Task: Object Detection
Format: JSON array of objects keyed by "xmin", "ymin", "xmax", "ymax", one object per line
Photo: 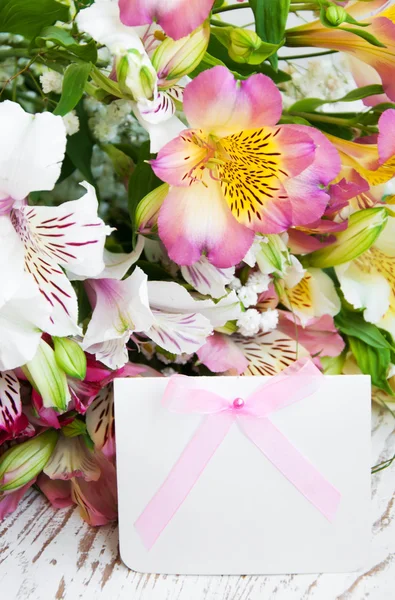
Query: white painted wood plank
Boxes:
[{"xmin": 1, "ymin": 406, "xmax": 394, "ymax": 600}]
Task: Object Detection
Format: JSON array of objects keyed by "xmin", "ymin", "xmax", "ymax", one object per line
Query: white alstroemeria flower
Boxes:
[
  {"xmin": 336, "ymin": 215, "xmax": 395, "ymax": 336},
  {"xmin": 76, "ymin": 0, "xmax": 185, "ymax": 152},
  {"xmin": 0, "ymin": 100, "xmax": 66, "ymax": 214},
  {"xmin": 82, "ymin": 267, "xmax": 154, "ymax": 368},
  {"xmin": 281, "ymin": 268, "xmax": 341, "ymax": 327},
  {"xmin": 82, "ymin": 266, "xmax": 242, "ymax": 368},
  {"xmin": 181, "ymin": 256, "xmax": 235, "ymax": 298}
]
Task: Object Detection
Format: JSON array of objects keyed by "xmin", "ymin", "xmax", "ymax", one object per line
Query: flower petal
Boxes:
[
  {"xmin": 217, "ymin": 125, "xmax": 316, "ymax": 232},
  {"xmin": 151, "ymin": 129, "xmax": 212, "ymax": 187},
  {"xmin": 147, "ymin": 310, "xmax": 212, "ymax": 354},
  {"xmin": 0, "ymin": 274, "xmax": 51, "ymax": 371},
  {"xmin": 197, "ymin": 332, "xmax": 248, "ymax": 374},
  {"xmin": 0, "ymin": 215, "xmax": 25, "ymax": 305},
  {"xmin": 181, "ymin": 256, "xmax": 235, "ymax": 298},
  {"xmin": 278, "ymin": 312, "xmax": 345, "ymax": 358},
  {"xmin": 134, "ymin": 109, "xmax": 186, "ymax": 153},
  {"xmin": 77, "ymin": 0, "xmax": 146, "ymax": 54},
  {"xmin": 0, "ymin": 481, "xmax": 36, "ymax": 520},
  {"xmin": 36, "ymin": 474, "xmax": 73, "ymax": 509},
  {"xmin": 283, "ymin": 126, "xmax": 341, "ymax": 226},
  {"xmin": 336, "ymin": 260, "xmax": 391, "ymax": 323},
  {"xmin": 0, "ymin": 101, "xmax": 66, "ymax": 202},
  {"xmin": 119, "ymin": 0, "xmax": 214, "ymax": 40},
  {"xmin": 235, "ymin": 330, "xmax": 310, "ymax": 376},
  {"xmin": 183, "ymin": 66, "xmax": 283, "ymax": 136},
  {"xmin": 378, "ymin": 109, "xmax": 395, "ymax": 164},
  {"xmin": 86, "ymin": 384, "xmax": 115, "ymax": 460},
  {"xmin": 0, "ymin": 371, "xmax": 28, "ymax": 437},
  {"xmin": 281, "ymin": 268, "xmax": 341, "ymax": 326},
  {"xmin": 43, "ymin": 434, "xmax": 101, "ymax": 481},
  {"xmin": 158, "ymin": 174, "xmax": 254, "ymax": 267}
]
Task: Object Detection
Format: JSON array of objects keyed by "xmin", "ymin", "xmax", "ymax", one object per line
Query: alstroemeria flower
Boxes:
[
  {"xmin": 0, "ymin": 371, "xmax": 27, "ymax": 441},
  {"xmin": 335, "ymin": 214, "xmax": 395, "ymax": 336},
  {"xmin": 77, "ymin": 0, "xmax": 188, "ymax": 152},
  {"xmin": 38, "ymin": 447, "xmax": 118, "ymax": 525},
  {"xmin": 118, "ymin": 0, "xmax": 214, "ymax": 40},
  {"xmin": 286, "ymin": 0, "xmax": 395, "ymax": 101},
  {"xmin": 197, "ymin": 329, "xmax": 310, "ymax": 376},
  {"xmin": 82, "ymin": 265, "xmax": 241, "ymax": 368},
  {"xmin": 152, "ymin": 66, "xmax": 340, "ymax": 267}
]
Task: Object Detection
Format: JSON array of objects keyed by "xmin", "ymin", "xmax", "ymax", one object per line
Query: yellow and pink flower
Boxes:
[{"xmin": 151, "ymin": 66, "xmax": 340, "ymax": 268}]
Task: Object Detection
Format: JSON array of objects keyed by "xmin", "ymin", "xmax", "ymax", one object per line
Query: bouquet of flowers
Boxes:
[{"xmin": 1, "ymin": 0, "xmax": 395, "ymax": 525}]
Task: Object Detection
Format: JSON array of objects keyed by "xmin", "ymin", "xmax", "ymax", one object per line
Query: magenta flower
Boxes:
[{"xmin": 151, "ymin": 67, "xmax": 340, "ymax": 268}]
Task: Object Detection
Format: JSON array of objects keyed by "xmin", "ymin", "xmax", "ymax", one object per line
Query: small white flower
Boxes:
[
  {"xmin": 237, "ymin": 286, "xmax": 258, "ymax": 308},
  {"xmin": 260, "ymin": 309, "xmax": 279, "ymax": 334},
  {"xmin": 157, "ymin": 352, "xmax": 173, "ymax": 365},
  {"xmin": 40, "ymin": 70, "xmax": 63, "ymax": 94},
  {"xmin": 174, "ymin": 353, "xmax": 193, "ymax": 365},
  {"xmin": 63, "ymin": 111, "xmax": 80, "ymax": 136},
  {"xmin": 161, "ymin": 367, "xmax": 177, "ymax": 377},
  {"xmin": 237, "ymin": 309, "xmax": 261, "ymax": 337},
  {"xmin": 229, "ymin": 277, "xmax": 242, "ymax": 291},
  {"xmin": 246, "ymin": 271, "xmax": 271, "ymax": 294}
]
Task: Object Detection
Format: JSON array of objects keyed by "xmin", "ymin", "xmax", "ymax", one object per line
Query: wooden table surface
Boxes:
[{"xmin": 1, "ymin": 405, "xmax": 395, "ymax": 600}]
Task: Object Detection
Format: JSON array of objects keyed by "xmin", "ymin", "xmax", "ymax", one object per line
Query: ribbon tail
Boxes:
[
  {"xmin": 239, "ymin": 416, "xmax": 341, "ymax": 522},
  {"xmin": 134, "ymin": 411, "xmax": 235, "ymax": 550}
]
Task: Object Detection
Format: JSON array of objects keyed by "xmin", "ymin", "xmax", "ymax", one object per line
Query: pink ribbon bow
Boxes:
[{"xmin": 135, "ymin": 359, "xmax": 341, "ymax": 550}]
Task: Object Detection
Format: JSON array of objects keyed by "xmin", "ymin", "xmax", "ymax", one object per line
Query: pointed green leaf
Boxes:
[{"xmin": 54, "ymin": 62, "xmax": 91, "ymax": 117}]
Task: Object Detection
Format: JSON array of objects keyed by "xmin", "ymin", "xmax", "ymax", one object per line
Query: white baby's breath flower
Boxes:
[
  {"xmin": 63, "ymin": 111, "xmax": 80, "ymax": 136},
  {"xmin": 246, "ymin": 271, "xmax": 271, "ymax": 294},
  {"xmin": 40, "ymin": 70, "xmax": 63, "ymax": 94},
  {"xmin": 260, "ymin": 309, "xmax": 279, "ymax": 334},
  {"xmin": 237, "ymin": 309, "xmax": 261, "ymax": 337},
  {"xmin": 237, "ymin": 286, "xmax": 258, "ymax": 308},
  {"xmin": 229, "ymin": 277, "xmax": 242, "ymax": 291}
]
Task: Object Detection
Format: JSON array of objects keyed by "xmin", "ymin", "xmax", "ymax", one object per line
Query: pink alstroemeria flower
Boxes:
[
  {"xmin": 119, "ymin": 0, "xmax": 214, "ymax": 40},
  {"xmin": 151, "ymin": 66, "xmax": 340, "ymax": 268}
]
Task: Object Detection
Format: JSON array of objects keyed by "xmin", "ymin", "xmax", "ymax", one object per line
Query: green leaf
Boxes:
[
  {"xmin": 289, "ymin": 84, "xmax": 384, "ymax": 113},
  {"xmin": 101, "ymin": 143, "xmax": 134, "ymax": 179},
  {"xmin": 66, "ymin": 102, "xmax": 95, "ymax": 186},
  {"xmin": 128, "ymin": 142, "xmax": 161, "ymax": 241},
  {"xmin": 339, "ymin": 26, "xmax": 387, "ymax": 48},
  {"xmin": 54, "ymin": 62, "xmax": 91, "ymax": 117},
  {"xmin": 250, "ymin": 0, "xmax": 290, "ymax": 69},
  {"xmin": 348, "ymin": 336, "xmax": 393, "ymax": 394},
  {"xmin": 335, "ymin": 310, "xmax": 395, "ymax": 351},
  {"xmin": 0, "ymin": 0, "xmax": 69, "ymax": 38},
  {"xmin": 36, "ymin": 26, "xmax": 97, "ymax": 63}
]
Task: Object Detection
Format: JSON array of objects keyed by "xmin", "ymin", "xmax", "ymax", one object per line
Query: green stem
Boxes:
[
  {"xmin": 287, "ymin": 111, "xmax": 354, "ymax": 126},
  {"xmin": 278, "ymin": 49, "xmax": 337, "ymax": 60},
  {"xmin": 210, "ymin": 18, "xmax": 235, "ymax": 27},
  {"xmin": 289, "ymin": 4, "xmax": 318, "ymax": 10},
  {"xmin": 0, "ymin": 47, "xmax": 32, "ymax": 60},
  {"xmin": 212, "ymin": 2, "xmax": 251, "ymax": 14}
]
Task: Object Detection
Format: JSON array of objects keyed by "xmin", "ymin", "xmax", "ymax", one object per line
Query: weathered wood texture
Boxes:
[{"xmin": 1, "ymin": 406, "xmax": 394, "ymax": 600}]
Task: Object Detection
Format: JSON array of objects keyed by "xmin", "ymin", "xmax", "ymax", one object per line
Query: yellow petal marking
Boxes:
[{"xmin": 215, "ymin": 127, "xmax": 288, "ymax": 227}]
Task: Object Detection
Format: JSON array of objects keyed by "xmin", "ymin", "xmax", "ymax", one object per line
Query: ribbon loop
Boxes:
[{"xmin": 134, "ymin": 359, "xmax": 341, "ymax": 550}]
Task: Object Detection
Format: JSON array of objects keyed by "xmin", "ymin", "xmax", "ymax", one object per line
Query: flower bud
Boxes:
[
  {"xmin": 255, "ymin": 234, "xmax": 288, "ymax": 275},
  {"xmin": 0, "ymin": 430, "xmax": 58, "ymax": 493},
  {"xmin": 116, "ymin": 49, "xmax": 157, "ymax": 102},
  {"xmin": 135, "ymin": 183, "xmax": 169, "ymax": 234},
  {"xmin": 229, "ymin": 28, "xmax": 279, "ymax": 65},
  {"xmin": 24, "ymin": 339, "xmax": 71, "ymax": 412},
  {"xmin": 53, "ymin": 337, "xmax": 87, "ymax": 381},
  {"xmin": 152, "ymin": 22, "xmax": 210, "ymax": 87},
  {"xmin": 325, "ymin": 6, "xmax": 348, "ymax": 26},
  {"xmin": 308, "ymin": 207, "xmax": 388, "ymax": 268}
]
